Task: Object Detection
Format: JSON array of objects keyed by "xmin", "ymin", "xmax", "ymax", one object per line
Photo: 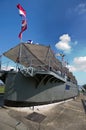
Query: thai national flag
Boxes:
[
  {"xmin": 19, "ymin": 20, "xmax": 27, "ymax": 39},
  {"xmin": 17, "ymin": 4, "xmax": 26, "ymax": 17}
]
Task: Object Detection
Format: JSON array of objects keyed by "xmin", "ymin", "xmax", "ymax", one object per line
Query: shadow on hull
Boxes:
[{"xmin": 4, "ymin": 96, "xmax": 77, "ymax": 107}]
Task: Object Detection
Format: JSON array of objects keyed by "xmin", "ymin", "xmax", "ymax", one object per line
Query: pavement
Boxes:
[{"xmin": 0, "ymin": 94, "xmax": 86, "ymax": 130}]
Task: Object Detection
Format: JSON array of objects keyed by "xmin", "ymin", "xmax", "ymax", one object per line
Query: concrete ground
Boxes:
[{"xmin": 0, "ymin": 94, "xmax": 86, "ymax": 130}]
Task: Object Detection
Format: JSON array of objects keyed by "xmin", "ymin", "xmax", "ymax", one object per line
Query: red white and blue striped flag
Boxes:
[
  {"xmin": 18, "ymin": 19, "xmax": 27, "ymax": 39},
  {"xmin": 17, "ymin": 4, "xmax": 26, "ymax": 17},
  {"xmin": 17, "ymin": 3, "xmax": 27, "ymax": 39}
]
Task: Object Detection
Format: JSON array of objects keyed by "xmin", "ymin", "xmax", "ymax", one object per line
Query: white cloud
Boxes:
[
  {"xmin": 75, "ymin": 3, "xmax": 86, "ymax": 15},
  {"xmin": 74, "ymin": 56, "xmax": 86, "ymax": 72},
  {"xmin": 74, "ymin": 56, "xmax": 86, "ymax": 64},
  {"xmin": 55, "ymin": 34, "xmax": 71, "ymax": 53},
  {"xmin": 2, "ymin": 65, "xmax": 16, "ymax": 71},
  {"xmin": 67, "ymin": 65, "xmax": 77, "ymax": 72},
  {"xmin": 59, "ymin": 34, "xmax": 71, "ymax": 42},
  {"xmin": 68, "ymin": 56, "xmax": 86, "ymax": 72}
]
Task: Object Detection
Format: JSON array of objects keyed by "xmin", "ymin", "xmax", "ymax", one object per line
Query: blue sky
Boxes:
[{"xmin": 0, "ymin": 0, "xmax": 86, "ymax": 85}]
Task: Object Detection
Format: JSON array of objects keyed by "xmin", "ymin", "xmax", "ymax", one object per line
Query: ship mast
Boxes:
[
  {"xmin": 0, "ymin": 55, "xmax": 2, "ymax": 70},
  {"xmin": 60, "ymin": 53, "xmax": 65, "ymax": 66}
]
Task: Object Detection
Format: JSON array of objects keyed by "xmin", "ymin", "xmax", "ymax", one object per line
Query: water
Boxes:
[{"xmin": 0, "ymin": 94, "xmax": 4, "ymax": 106}]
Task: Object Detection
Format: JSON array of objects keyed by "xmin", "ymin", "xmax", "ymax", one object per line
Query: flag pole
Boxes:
[
  {"xmin": 19, "ymin": 15, "xmax": 23, "ymax": 43},
  {"xmin": 17, "ymin": 4, "xmax": 27, "ymax": 66},
  {"xmin": 19, "ymin": 17, "xmax": 23, "ymax": 65},
  {"xmin": 18, "ymin": 17, "xmax": 23, "ymax": 66},
  {"xmin": 0, "ymin": 55, "xmax": 2, "ymax": 71}
]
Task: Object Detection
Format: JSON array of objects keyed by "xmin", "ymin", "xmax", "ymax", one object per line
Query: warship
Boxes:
[{"xmin": 0, "ymin": 42, "xmax": 78, "ymax": 107}]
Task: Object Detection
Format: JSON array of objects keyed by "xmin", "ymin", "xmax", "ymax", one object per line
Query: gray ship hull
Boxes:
[{"xmin": 3, "ymin": 70, "xmax": 78, "ymax": 107}]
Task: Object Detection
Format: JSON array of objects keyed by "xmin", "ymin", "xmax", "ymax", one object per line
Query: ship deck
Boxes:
[{"xmin": 0, "ymin": 93, "xmax": 86, "ymax": 130}]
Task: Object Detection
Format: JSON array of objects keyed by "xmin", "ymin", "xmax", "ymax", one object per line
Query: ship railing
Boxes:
[
  {"xmin": 20, "ymin": 64, "xmax": 77, "ymax": 83},
  {"xmin": 11, "ymin": 63, "xmax": 73, "ymax": 82},
  {"xmin": 19, "ymin": 63, "xmax": 69, "ymax": 80},
  {"xmin": 1, "ymin": 59, "xmax": 77, "ymax": 84}
]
